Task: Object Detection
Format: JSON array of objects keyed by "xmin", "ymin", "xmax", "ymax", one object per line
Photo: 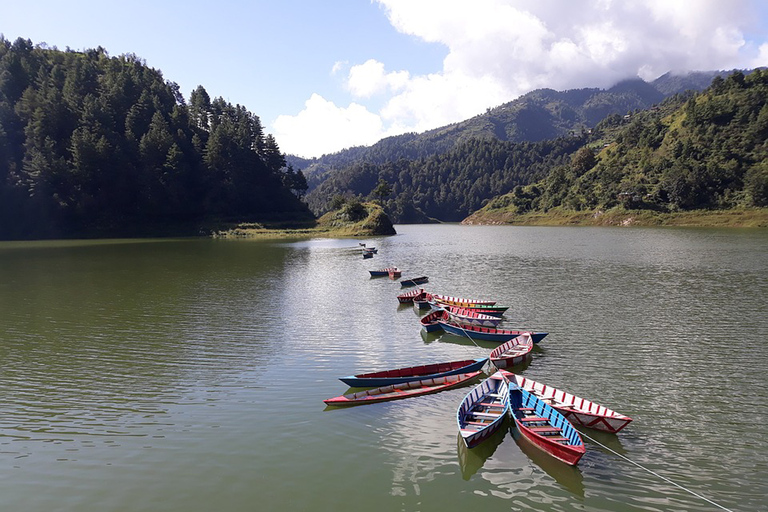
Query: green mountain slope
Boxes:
[{"xmin": 468, "ymin": 70, "xmax": 768, "ymax": 221}]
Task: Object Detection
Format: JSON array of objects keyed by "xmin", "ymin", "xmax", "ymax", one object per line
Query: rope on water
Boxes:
[{"xmin": 579, "ymin": 431, "xmax": 734, "ymax": 512}]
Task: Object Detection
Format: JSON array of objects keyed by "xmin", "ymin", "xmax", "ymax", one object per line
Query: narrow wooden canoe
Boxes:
[
  {"xmin": 401, "ymin": 276, "xmax": 429, "ymax": 287},
  {"xmin": 363, "ymin": 247, "xmax": 377, "ymax": 254},
  {"xmin": 457, "ymin": 370, "xmax": 511, "ymax": 448},
  {"xmin": 429, "ymin": 293, "xmax": 496, "ymax": 307},
  {"xmin": 438, "ymin": 302, "xmax": 508, "ymax": 317},
  {"xmin": 420, "ymin": 308, "xmax": 449, "ymax": 332},
  {"xmin": 324, "ymin": 371, "xmax": 483, "ymax": 406},
  {"xmin": 369, "ymin": 267, "xmax": 398, "ymax": 277},
  {"xmin": 388, "ymin": 268, "xmax": 402, "ymax": 278},
  {"xmin": 489, "ymin": 333, "xmax": 533, "ymax": 368},
  {"xmin": 438, "ymin": 320, "xmax": 549, "ymax": 343},
  {"xmin": 507, "ymin": 374, "xmax": 632, "ymax": 433},
  {"xmin": 397, "ymin": 288, "xmax": 427, "ymax": 303},
  {"xmin": 339, "ymin": 358, "xmax": 488, "ymax": 387},
  {"xmin": 363, "ymin": 251, "xmax": 373, "ymax": 259},
  {"xmin": 508, "ymin": 382, "xmax": 586, "ymax": 466},
  {"xmin": 443, "ymin": 305, "xmax": 503, "ymax": 327}
]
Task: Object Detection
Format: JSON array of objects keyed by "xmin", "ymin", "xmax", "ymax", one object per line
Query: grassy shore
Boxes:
[
  {"xmin": 462, "ymin": 207, "xmax": 768, "ymax": 228},
  {"xmin": 211, "ymin": 202, "xmax": 397, "ymax": 239}
]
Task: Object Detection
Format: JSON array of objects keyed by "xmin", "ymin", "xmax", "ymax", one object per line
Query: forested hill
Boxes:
[
  {"xmin": 305, "ymin": 69, "xmax": 765, "ymax": 223},
  {"xmin": 0, "ymin": 37, "xmax": 311, "ymax": 240},
  {"xmin": 292, "ymin": 70, "xmax": 729, "ymax": 192},
  {"xmin": 470, "ymin": 69, "xmax": 768, "ymax": 220}
]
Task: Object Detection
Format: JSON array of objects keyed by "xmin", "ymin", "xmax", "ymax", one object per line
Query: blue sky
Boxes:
[{"xmin": 3, "ymin": 1, "xmax": 767, "ymax": 158}]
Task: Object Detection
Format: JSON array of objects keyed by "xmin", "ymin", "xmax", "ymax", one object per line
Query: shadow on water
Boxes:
[
  {"xmin": 511, "ymin": 427, "xmax": 586, "ymax": 498},
  {"xmin": 456, "ymin": 423, "xmax": 509, "ymax": 481}
]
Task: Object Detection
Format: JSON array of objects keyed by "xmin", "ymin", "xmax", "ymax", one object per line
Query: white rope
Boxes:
[{"xmin": 580, "ymin": 431, "xmax": 734, "ymax": 512}]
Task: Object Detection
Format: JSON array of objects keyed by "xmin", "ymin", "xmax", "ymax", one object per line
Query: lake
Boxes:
[{"xmin": 0, "ymin": 224, "xmax": 766, "ymax": 512}]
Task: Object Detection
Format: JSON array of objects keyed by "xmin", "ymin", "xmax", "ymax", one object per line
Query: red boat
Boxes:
[
  {"xmin": 397, "ymin": 288, "xmax": 427, "ymax": 303},
  {"xmin": 489, "ymin": 333, "xmax": 533, "ymax": 368},
  {"xmin": 442, "ymin": 305, "xmax": 503, "ymax": 327},
  {"xmin": 509, "ymin": 383, "xmax": 586, "ymax": 466},
  {"xmin": 429, "ymin": 293, "xmax": 496, "ymax": 307},
  {"xmin": 324, "ymin": 372, "xmax": 483, "ymax": 406}
]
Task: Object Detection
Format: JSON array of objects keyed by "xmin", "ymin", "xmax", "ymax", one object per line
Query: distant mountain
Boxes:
[{"xmin": 298, "ymin": 70, "xmax": 730, "ymax": 206}]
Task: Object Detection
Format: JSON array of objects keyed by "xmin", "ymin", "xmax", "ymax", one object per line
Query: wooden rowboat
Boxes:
[
  {"xmin": 388, "ymin": 268, "xmax": 402, "ymax": 278},
  {"xmin": 443, "ymin": 305, "xmax": 503, "ymax": 327},
  {"xmin": 507, "ymin": 374, "xmax": 632, "ymax": 433},
  {"xmin": 508, "ymin": 382, "xmax": 586, "ymax": 465},
  {"xmin": 339, "ymin": 358, "xmax": 488, "ymax": 387},
  {"xmin": 489, "ymin": 333, "xmax": 533, "ymax": 368},
  {"xmin": 420, "ymin": 308, "xmax": 449, "ymax": 332},
  {"xmin": 397, "ymin": 288, "xmax": 427, "ymax": 303},
  {"xmin": 438, "ymin": 302, "xmax": 508, "ymax": 317},
  {"xmin": 324, "ymin": 371, "xmax": 483, "ymax": 406},
  {"xmin": 457, "ymin": 370, "xmax": 510, "ymax": 448},
  {"xmin": 438, "ymin": 320, "xmax": 549, "ymax": 344},
  {"xmin": 369, "ymin": 267, "xmax": 398, "ymax": 277},
  {"xmin": 401, "ymin": 276, "xmax": 429, "ymax": 287},
  {"xmin": 362, "ymin": 251, "xmax": 373, "ymax": 259},
  {"xmin": 429, "ymin": 293, "xmax": 496, "ymax": 307}
]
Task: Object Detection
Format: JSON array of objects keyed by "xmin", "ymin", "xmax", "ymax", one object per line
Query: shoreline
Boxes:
[{"xmin": 462, "ymin": 207, "xmax": 768, "ymax": 228}]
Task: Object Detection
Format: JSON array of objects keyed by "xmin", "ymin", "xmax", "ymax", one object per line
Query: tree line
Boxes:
[
  {"xmin": 307, "ymin": 70, "xmax": 767, "ymax": 222},
  {"xmin": 0, "ymin": 37, "xmax": 309, "ymax": 239}
]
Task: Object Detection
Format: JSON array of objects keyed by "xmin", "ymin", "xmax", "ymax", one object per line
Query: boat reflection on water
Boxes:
[
  {"xmin": 456, "ymin": 425, "xmax": 508, "ymax": 480},
  {"xmin": 511, "ymin": 428, "xmax": 585, "ymax": 498},
  {"xmin": 419, "ymin": 328, "xmax": 442, "ymax": 344}
]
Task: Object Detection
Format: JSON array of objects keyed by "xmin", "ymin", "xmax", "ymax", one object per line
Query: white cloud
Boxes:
[
  {"xmin": 273, "ymin": 94, "xmax": 386, "ymax": 158},
  {"xmin": 346, "ymin": 59, "xmax": 410, "ymax": 98},
  {"xmin": 276, "ymin": 0, "xmax": 767, "ymax": 156}
]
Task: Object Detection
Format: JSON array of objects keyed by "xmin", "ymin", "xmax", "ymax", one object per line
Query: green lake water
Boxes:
[{"xmin": 0, "ymin": 225, "xmax": 766, "ymax": 512}]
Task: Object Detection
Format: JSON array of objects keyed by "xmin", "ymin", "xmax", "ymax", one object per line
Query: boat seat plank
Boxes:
[
  {"xmin": 479, "ymin": 402, "xmax": 505, "ymax": 407},
  {"xmin": 519, "ymin": 416, "xmax": 549, "ymax": 422},
  {"xmin": 529, "ymin": 426, "xmax": 561, "ymax": 433},
  {"xmin": 471, "ymin": 412, "xmax": 502, "ymax": 418}
]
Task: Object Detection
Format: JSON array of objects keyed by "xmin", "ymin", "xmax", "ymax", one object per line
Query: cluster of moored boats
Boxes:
[{"xmin": 323, "ymin": 263, "xmax": 632, "ymax": 467}]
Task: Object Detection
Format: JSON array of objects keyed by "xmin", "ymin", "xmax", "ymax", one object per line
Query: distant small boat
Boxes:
[
  {"xmin": 438, "ymin": 320, "xmax": 548, "ymax": 344},
  {"xmin": 420, "ymin": 308, "xmax": 449, "ymax": 332},
  {"xmin": 324, "ymin": 372, "xmax": 483, "ymax": 406},
  {"xmin": 401, "ymin": 276, "xmax": 429, "ymax": 287},
  {"xmin": 489, "ymin": 333, "xmax": 533, "ymax": 368},
  {"xmin": 397, "ymin": 288, "xmax": 428, "ymax": 304},
  {"xmin": 508, "ymin": 382, "xmax": 585, "ymax": 465},
  {"xmin": 363, "ymin": 247, "xmax": 377, "ymax": 254},
  {"xmin": 363, "ymin": 251, "xmax": 373, "ymax": 259},
  {"xmin": 443, "ymin": 305, "xmax": 503, "ymax": 327},
  {"xmin": 388, "ymin": 268, "xmax": 402, "ymax": 279},
  {"xmin": 457, "ymin": 370, "xmax": 510, "ymax": 448},
  {"xmin": 369, "ymin": 267, "xmax": 399, "ymax": 277},
  {"xmin": 438, "ymin": 302, "xmax": 508, "ymax": 317},
  {"xmin": 339, "ymin": 358, "xmax": 488, "ymax": 388},
  {"xmin": 430, "ymin": 293, "xmax": 496, "ymax": 307},
  {"xmin": 507, "ymin": 374, "xmax": 632, "ymax": 433}
]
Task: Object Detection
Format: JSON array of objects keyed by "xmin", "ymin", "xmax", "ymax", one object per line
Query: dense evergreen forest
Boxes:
[
  {"xmin": 306, "ymin": 70, "xmax": 766, "ymax": 222},
  {"xmin": 482, "ymin": 69, "xmax": 768, "ymax": 215},
  {"xmin": 0, "ymin": 37, "xmax": 310, "ymax": 240}
]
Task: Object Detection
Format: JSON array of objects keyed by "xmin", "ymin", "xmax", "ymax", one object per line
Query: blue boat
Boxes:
[
  {"xmin": 401, "ymin": 276, "xmax": 428, "ymax": 287},
  {"xmin": 457, "ymin": 370, "xmax": 510, "ymax": 448},
  {"xmin": 339, "ymin": 358, "xmax": 488, "ymax": 388},
  {"xmin": 438, "ymin": 320, "xmax": 548, "ymax": 343},
  {"xmin": 508, "ymin": 382, "xmax": 585, "ymax": 465}
]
